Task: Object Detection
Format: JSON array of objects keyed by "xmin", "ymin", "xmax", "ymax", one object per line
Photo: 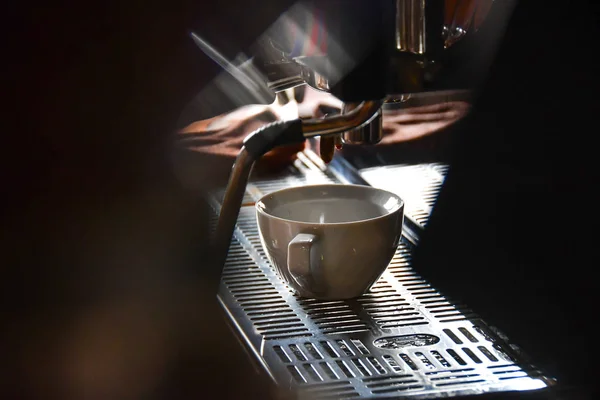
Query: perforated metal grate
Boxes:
[
  {"xmin": 359, "ymin": 164, "xmax": 449, "ymax": 229},
  {"xmin": 213, "ymin": 157, "xmax": 551, "ymax": 399}
]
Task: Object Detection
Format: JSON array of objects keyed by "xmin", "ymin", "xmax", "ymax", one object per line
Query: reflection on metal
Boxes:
[
  {"xmin": 301, "ymin": 66, "xmax": 331, "ymax": 92},
  {"xmin": 190, "ymin": 32, "xmax": 274, "ymax": 103},
  {"xmin": 268, "ymin": 75, "xmax": 307, "ymax": 93},
  {"xmin": 385, "ymin": 94, "xmax": 412, "ymax": 105},
  {"xmin": 210, "ymin": 154, "xmax": 553, "ymax": 399},
  {"xmin": 302, "ymin": 101, "xmax": 384, "ymax": 138},
  {"xmin": 264, "ymin": 62, "xmax": 331, "ymax": 93},
  {"xmin": 341, "ymin": 103, "xmax": 384, "ymax": 145},
  {"xmin": 396, "ymin": 0, "xmax": 427, "ymax": 54},
  {"xmin": 442, "ymin": 0, "xmax": 496, "ymax": 49},
  {"xmin": 383, "ymin": 90, "xmax": 471, "ymax": 110}
]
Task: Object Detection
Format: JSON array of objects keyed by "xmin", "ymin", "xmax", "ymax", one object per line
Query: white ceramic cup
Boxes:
[{"xmin": 256, "ymin": 184, "xmax": 404, "ymax": 299}]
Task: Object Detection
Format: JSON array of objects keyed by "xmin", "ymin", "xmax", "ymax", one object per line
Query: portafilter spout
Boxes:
[
  {"xmin": 340, "ymin": 102, "xmax": 384, "ymax": 145},
  {"xmin": 212, "ymin": 100, "xmax": 383, "ymax": 272}
]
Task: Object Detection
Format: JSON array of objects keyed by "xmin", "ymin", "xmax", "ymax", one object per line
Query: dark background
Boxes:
[
  {"xmin": 414, "ymin": 1, "xmax": 600, "ymax": 395},
  {"xmin": 3, "ymin": 0, "xmax": 600, "ymax": 398},
  {"xmin": 4, "ymin": 1, "xmax": 297, "ymax": 398}
]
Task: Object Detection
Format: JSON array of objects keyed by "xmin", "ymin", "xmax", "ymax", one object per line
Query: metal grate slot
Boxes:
[
  {"xmin": 499, "ymin": 375, "xmax": 529, "ymax": 382},
  {"xmin": 254, "ymin": 320, "xmax": 306, "ymax": 332},
  {"xmin": 351, "ymin": 339, "xmax": 370, "ymax": 355},
  {"xmin": 361, "ymin": 299, "xmax": 410, "ymax": 309},
  {"xmin": 303, "ymin": 381, "xmax": 353, "ymax": 388},
  {"xmin": 237, "ymin": 297, "xmax": 287, "ymax": 306},
  {"xmin": 367, "ymin": 357, "xmax": 387, "ymax": 374},
  {"xmin": 415, "ymin": 294, "xmax": 446, "ymax": 301},
  {"xmin": 430, "ymin": 350, "xmax": 452, "ymax": 367},
  {"xmin": 364, "ymin": 375, "xmax": 424, "ymax": 394},
  {"xmin": 248, "ymin": 302, "xmax": 310, "ymax": 338},
  {"xmin": 493, "ymin": 368, "xmax": 525, "ymax": 376},
  {"xmin": 426, "ymin": 304, "xmax": 455, "ymax": 310},
  {"xmin": 288, "ymin": 365, "xmax": 307, "ymax": 383},
  {"xmin": 300, "ymin": 381, "xmax": 359, "ymax": 399},
  {"xmin": 289, "ymin": 344, "xmax": 308, "ymax": 361},
  {"xmin": 303, "ymin": 363, "xmax": 324, "ymax": 382},
  {"xmin": 444, "ymin": 329, "xmax": 464, "ymax": 344},
  {"xmin": 359, "ymin": 289, "xmax": 428, "ymax": 328},
  {"xmin": 430, "ymin": 308, "xmax": 461, "ymax": 318},
  {"xmin": 304, "ymin": 342, "xmax": 324, "ymax": 360},
  {"xmin": 462, "ymin": 348, "xmax": 483, "ymax": 364},
  {"xmin": 429, "ymin": 373, "xmax": 480, "ymax": 382},
  {"xmin": 335, "ymin": 340, "xmax": 356, "ymax": 356},
  {"xmin": 379, "ymin": 318, "xmax": 428, "ymax": 329},
  {"xmin": 477, "ymin": 346, "xmax": 499, "ymax": 362},
  {"xmin": 488, "ymin": 364, "xmax": 517, "ymax": 369},
  {"xmin": 222, "ymin": 270, "xmax": 263, "ymax": 279},
  {"xmin": 446, "ymin": 349, "xmax": 467, "ymax": 366},
  {"xmin": 458, "ymin": 327, "xmax": 479, "ymax": 343},
  {"xmin": 399, "ymin": 353, "xmax": 419, "ymax": 370},
  {"xmin": 489, "ymin": 364, "xmax": 529, "ymax": 381},
  {"xmin": 265, "ymin": 331, "xmax": 312, "ymax": 340},
  {"xmin": 371, "ymin": 385, "xmax": 425, "ymax": 395},
  {"xmin": 255, "ymin": 316, "xmax": 301, "ymax": 325},
  {"xmin": 301, "ymin": 300, "xmax": 370, "ymax": 335},
  {"xmin": 426, "ymin": 367, "xmax": 476, "ymax": 374},
  {"xmin": 274, "ymin": 345, "xmax": 291, "ymax": 363},
  {"xmin": 411, "ymin": 289, "xmax": 439, "ymax": 296},
  {"xmin": 319, "ymin": 341, "xmax": 340, "ymax": 358},
  {"xmin": 382, "ymin": 355, "xmax": 404, "ymax": 373},
  {"xmin": 336, "ymin": 360, "xmax": 356, "ymax": 378},
  {"xmin": 420, "ymin": 299, "xmax": 453, "ymax": 306},
  {"xmin": 224, "ymin": 276, "xmax": 269, "ymax": 285},
  {"xmin": 363, "ymin": 308, "xmax": 424, "ymax": 327},
  {"xmin": 245, "ymin": 305, "xmax": 291, "ymax": 314},
  {"xmin": 319, "ymin": 362, "xmax": 340, "ymax": 380},
  {"xmin": 351, "ymin": 358, "xmax": 372, "ymax": 376},
  {"xmin": 250, "ymin": 312, "xmax": 299, "ymax": 321},
  {"xmin": 435, "ymin": 379, "xmax": 486, "ymax": 387},
  {"xmin": 414, "ymin": 352, "xmax": 436, "ymax": 370},
  {"xmin": 234, "ymin": 290, "xmax": 280, "ymax": 300},
  {"xmin": 230, "ymin": 283, "xmax": 273, "ymax": 292},
  {"xmin": 365, "ymin": 308, "xmax": 417, "ymax": 318}
]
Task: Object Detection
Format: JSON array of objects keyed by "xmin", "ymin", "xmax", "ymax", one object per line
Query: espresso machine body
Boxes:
[{"xmin": 252, "ymin": 1, "xmax": 511, "ymax": 104}]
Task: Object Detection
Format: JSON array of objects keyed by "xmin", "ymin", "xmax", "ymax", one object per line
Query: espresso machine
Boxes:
[
  {"xmin": 213, "ymin": 0, "xmax": 512, "ymax": 265},
  {"xmin": 203, "ymin": 0, "xmax": 574, "ymax": 398}
]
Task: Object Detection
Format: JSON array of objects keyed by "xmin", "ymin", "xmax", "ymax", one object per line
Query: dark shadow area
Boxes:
[
  {"xmin": 412, "ymin": 0, "xmax": 600, "ymax": 394},
  {"xmin": 3, "ymin": 1, "xmax": 295, "ymax": 399}
]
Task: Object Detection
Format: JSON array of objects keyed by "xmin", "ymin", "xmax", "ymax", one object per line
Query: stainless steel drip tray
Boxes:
[
  {"xmin": 212, "ymin": 156, "xmax": 552, "ymax": 399},
  {"xmin": 358, "ymin": 163, "xmax": 449, "ymax": 230},
  {"xmin": 216, "ymin": 205, "xmax": 552, "ymax": 399}
]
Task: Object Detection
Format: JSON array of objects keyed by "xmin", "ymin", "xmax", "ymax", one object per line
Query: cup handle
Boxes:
[{"xmin": 288, "ymin": 233, "xmax": 320, "ymax": 290}]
